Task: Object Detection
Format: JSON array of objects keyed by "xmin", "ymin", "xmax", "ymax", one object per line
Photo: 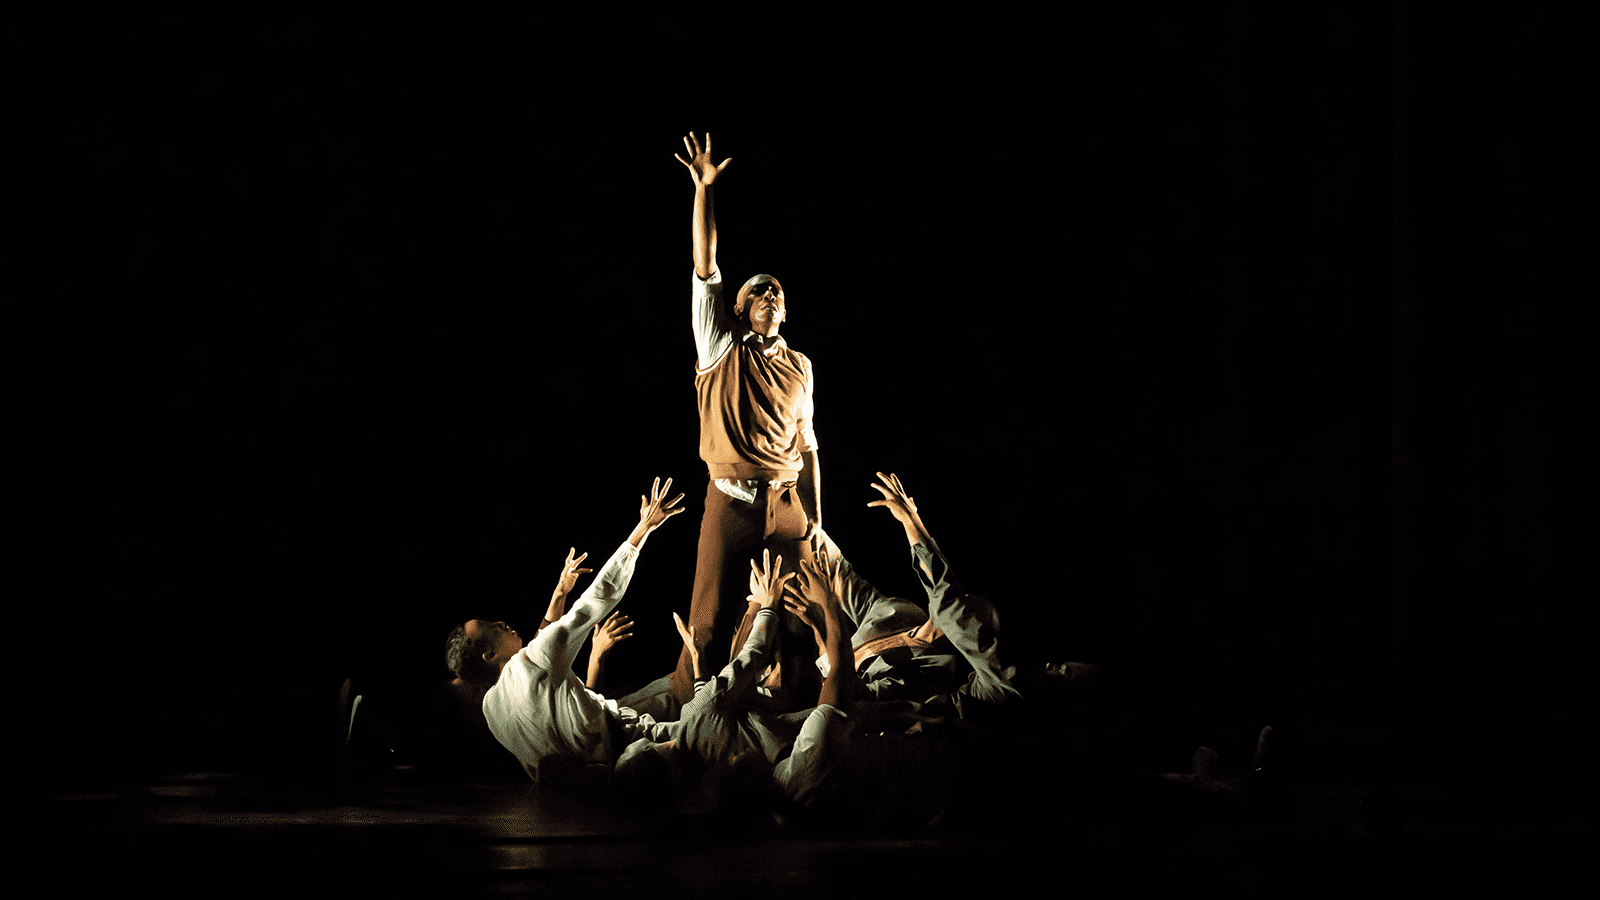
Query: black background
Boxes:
[{"xmin": 13, "ymin": 5, "xmax": 1590, "ymax": 831}]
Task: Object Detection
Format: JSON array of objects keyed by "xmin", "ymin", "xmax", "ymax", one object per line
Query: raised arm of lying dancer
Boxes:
[
  {"xmin": 678, "ymin": 549, "xmax": 793, "ymax": 696},
  {"xmin": 532, "ymin": 478, "xmax": 685, "ymax": 679},
  {"xmin": 867, "ymin": 470, "xmax": 964, "ymax": 603},
  {"xmin": 585, "ymin": 611, "xmax": 634, "ymax": 691},
  {"xmin": 788, "ymin": 549, "xmax": 855, "ymax": 710},
  {"xmin": 816, "ymin": 553, "xmax": 855, "ymax": 711},
  {"xmin": 786, "ymin": 538, "xmax": 838, "ymax": 659},
  {"xmin": 538, "ymin": 547, "xmax": 593, "ymax": 633},
  {"xmin": 867, "ymin": 472, "xmax": 1020, "ymax": 708},
  {"xmin": 867, "ymin": 471, "xmax": 935, "ymax": 549}
]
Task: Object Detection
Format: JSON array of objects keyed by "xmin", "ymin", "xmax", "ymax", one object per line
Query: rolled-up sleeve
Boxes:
[{"xmin": 693, "ymin": 268, "xmax": 734, "ymax": 370}]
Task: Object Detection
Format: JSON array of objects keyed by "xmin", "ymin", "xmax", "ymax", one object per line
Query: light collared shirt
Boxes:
[{"xmin": 481, "ymin": 540, "xmax": 656, "ymax": 779}]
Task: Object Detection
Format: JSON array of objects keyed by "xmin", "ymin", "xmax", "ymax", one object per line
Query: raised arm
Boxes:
[
  {"xmin": 785, "ymin": 543, "xmax": 839, "ymax": 670},
  {"xmin": 586, "ymin": 612, "xmax": 634, "ymax": 691},
  {"xmin": 537, "ymin": 547, "xmax": 593, "ymax": 634},
  {"xmin": 533, "ymin": 478, "xmax": 685, "ymax": 678},
  {"xmin": 788, "ymin": 550, "xmax": 855, "ymax": 711},
  {"xmin": 673, "ymin": 611, "xmax": 704, "ymax": 683},
  {"xmin": 676, "ymin": 131, "xmax": 730, "ymax": 280},
  {"xmin": 867, "ymin": 471, "xmax": 934, "ymax": 549},
  {"xmin": 626, "ymin": 476, "xmax": 687, "ymax": 550},
  {"xmin": 868, "ymin": 471, "xmax": 954, "ymax": 591},
  {"xmin": 866, "ymin": 472, "xmax": 1018, "ymax": 708},
  {"xmin": 681, "ymin": 549, "xmax": 794, "ymax": 701}
]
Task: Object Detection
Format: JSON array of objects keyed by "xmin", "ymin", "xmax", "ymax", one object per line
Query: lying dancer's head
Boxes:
[
  {"xmin": 445, "ymin": 619, "xmax": 523, "ymax": 689},
  {"xmin": 615, "ymin": 738, "xmax": 777, "ymax": 817},
  {"xmin": 613, "ymin": 738, "xmax": 677, "ymax": 806},
  {"xmin": 734, "ymin": 274, "xmax": 785, "ymax": 336}
]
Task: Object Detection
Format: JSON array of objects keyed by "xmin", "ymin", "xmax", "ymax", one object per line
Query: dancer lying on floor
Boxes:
[
  {"xmin": 778, "ymin": 472, "xmax": 1270, "ymax": 824},
  {"xmin": 613, "ymin": 550, "xmax": 813, "ymax": 807},
  {"xmin": 617, "ymin": 472, "xmax": 1079, "ymax": 821},
  {"xmin": 783, "ymin": 473, "xmax": 1095, "ymax": 721},
  {"xmin": 443, "ymin": 477, "xmax": 685, "ymax": 783}
]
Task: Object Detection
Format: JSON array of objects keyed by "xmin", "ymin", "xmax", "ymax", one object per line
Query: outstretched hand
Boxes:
[
  {"xmin": 784, "ymin": 538, "xmax": 844, "ymax": 630},
  {"xmin": 672, "ymin": 611, "xmax": 698, "ymax": 653},
  {"xmin": 554, "ymin": 547, "xmax": 593, "ymax": 596},
  {"xmin": 867, "ymin": 471, "xmax": 932, "ymax": 546},
  {"xmin": 784, "ymin": 544, "xmax": 843, "ymax": 637},
  {"xmin": 638, "ymin": 477, "xmax": 687, "ymax": 530},
  {"xmin": 675, "ymin": 131, "xmax": 731, "ymax": 187},
  {"xmin": 866, "ymin": 471, "xmax": 918, "ymax": 522},
  {"xmin": 593, "ymin": 612, "xmax": 635, "ymax": 657},
  {"xmin": 673, "ymin": 610, "xmax": 704, "ymax": 681},
  {"xmin": 747, "ymin": 548, "xmax": 796, "ymax": 611}
]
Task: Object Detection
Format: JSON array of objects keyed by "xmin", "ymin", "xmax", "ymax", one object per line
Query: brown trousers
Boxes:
[{"xmin": 670, "ymin": 480, "xmax": 817, "ymax": 703}]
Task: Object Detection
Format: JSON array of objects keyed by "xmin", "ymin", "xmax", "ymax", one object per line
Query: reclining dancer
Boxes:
[
  {"xmin": 771, "ymin": 548, "xmax": 868, "ymax": 817},
  {"xmin": 445, "ymin": 478, "xmax": 685, "ymax": 783},
  {"xmin": 613, "ymin": 550, "xmax": 809, "ymax": 808},
  {"xmin": 854, "ymin": 473, "xmax": 1271, "ymax": 793},
  {"xmin": 809, "ymin": 472, "xmax": 1096, "ymax": 721},
  {"xmin": 617, "ymin": 508, "xmax": 995, "ymax": 823},
  {"xmin": 433, "ymin": 559, "xmax": 628, "ymax": 775},
  {"xmin": 766, "ymin": 473, "xmax": 1093, "ymax": 825},
  {"xmin": 826, "ymin": 473, "xmax": 1270, "ymax": 806}
]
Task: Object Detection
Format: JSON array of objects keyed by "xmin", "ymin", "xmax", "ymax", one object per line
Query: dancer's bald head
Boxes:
[{"xmin": 734, "ymin": 274, "xmax": 784, "ymax": 317}]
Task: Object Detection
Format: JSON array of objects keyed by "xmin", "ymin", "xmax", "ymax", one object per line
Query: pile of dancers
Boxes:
[{"xmin": 436, "ymin": 133, "xmax": 1268, "ymax": 826}]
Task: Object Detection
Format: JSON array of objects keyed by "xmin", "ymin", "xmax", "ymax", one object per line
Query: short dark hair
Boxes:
[
  {"xmin": 613, "ymin": 740, "xmax": 676, "ymax": 807},
  {"xmin": 703, "ymin": 751, "xmax": 779, "ymax": 822},
  {"xmin": 445, "ymin": 623, "xmax": 501, "ymax": 688}
]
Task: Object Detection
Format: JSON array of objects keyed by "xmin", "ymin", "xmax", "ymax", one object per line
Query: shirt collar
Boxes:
[{"xmin": 739, "ymin": 328, "xmax": 787, "ymax": 354}]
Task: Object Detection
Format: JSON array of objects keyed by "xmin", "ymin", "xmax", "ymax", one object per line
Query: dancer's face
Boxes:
[
  {"xmin": 745, "ymin": 282, "xmax": 786, "ymax": 336},
  {"xmin": 465, "ymin": 619, "xmax": 523, "ymax": 664}
]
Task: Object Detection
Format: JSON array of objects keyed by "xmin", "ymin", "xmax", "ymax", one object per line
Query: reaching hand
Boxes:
[
  {"xmin": 785, "ymin": 544, "xmax": 842, "ymax": 634},
  {"xmin": 673, "ymin": 611, "xmax": 703, "ymax": 681},
  {"xmin": 638, "ymin": 477, "xmax": 687, "ymax": 530},
  {"xmin": 554, "ymin": 547, "xmax": 593, "ymax": 596},
  {"xmin": 748, "ymin": 548, "xmax": 796, "ymax": 610},
  {"xmin": 868, "ymin": 471, "xmax": 933, "ymax": 546},
  {"xmin": 673, "ymin": 611, "xmax": 699, "ymax": 653},
  {"xmin": 675, "ymin": 131, "xmax": 731, "ymax": 187},
  {"xmin": 866, "ymin": 471, "xmax": 918, "ymax": 522},
  {"xmin": 592, "ymin": 612, "xmax": 635, "ymax": 657},
  {"xmin": 783, "ymin": 589, "xmax": 824, "ymax": 641}
]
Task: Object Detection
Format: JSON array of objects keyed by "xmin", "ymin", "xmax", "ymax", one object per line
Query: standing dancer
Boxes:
[{"xmin": 665, "ymin": 131, "xmax": 822, "ymax": 709}]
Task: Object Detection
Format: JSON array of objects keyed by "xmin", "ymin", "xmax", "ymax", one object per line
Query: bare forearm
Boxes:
[
  {"xmin": 541, "ymin": 590, "xmax": 568, "ymax": 629},
  {"xmin": 586, "ymin": 652, "xmax": 607, "ymax": 691},
  {"xmin": 691, "ymin": 183, "xmax": 717, "ymax": 279},
  {"xmin": 900, "ymin": 513, "xmax": 934, "ymax": 549},
  {"xmin": 816, "ymin": 604, "xmax": 853, "ymax": 710},
  {"xmin": 626, "ymin": 519, "xmax": 656, "ymax": 550}
]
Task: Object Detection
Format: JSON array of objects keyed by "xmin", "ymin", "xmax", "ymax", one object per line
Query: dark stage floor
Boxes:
[{"xmin": 44, "ymin": 760, "xmax": 1586, "ymax": 898}]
